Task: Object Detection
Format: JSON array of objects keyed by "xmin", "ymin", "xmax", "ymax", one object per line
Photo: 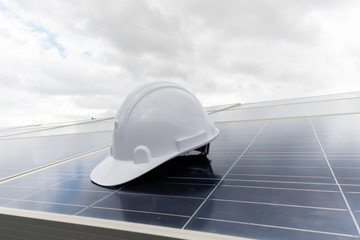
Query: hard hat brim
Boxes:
[
  {"xmin": 90, "ymin": 128, "xmax": 219, "ymax": 187},
  {"xmin": 90, "ymin": 154, "xmax": 171, "ymax": 187}
]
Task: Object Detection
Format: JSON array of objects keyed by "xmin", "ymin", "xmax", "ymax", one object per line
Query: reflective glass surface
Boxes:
[{"xmin": 1, "ymin": 93, "xmax": 360, "ymax": 239}]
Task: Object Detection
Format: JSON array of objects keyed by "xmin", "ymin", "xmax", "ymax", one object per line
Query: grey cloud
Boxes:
[
  {"xmin": 179, "ymin": 0, "xmax": 343, "ymax": 42},
  {"xmin": 0, "ymin": 27, "xmax": 11, "ymax": 38},
  {"xmin": 9, "ymin": 0, "xmax": 327, "ymax": 92},
  {"xmin": 70, "ymin": 0, "xmax": 192, "ymax": 58},
  {"xmin": 72, "ymin": 95, "xmax": 120, "ymax": 110},
  {"xmin": 2, "ymin": 0, "xmax": 360, "ymax": 126},
  {"xmin": 120, "ymin": 54, "xmax": 193, "ymax": 82},
  {"xmin": 49, "ymin": 0, "xmax": 196, "ymax": 84},
  {"xmin": 12, "ymin": 56, "xmax": 130, "ymax": 97}
]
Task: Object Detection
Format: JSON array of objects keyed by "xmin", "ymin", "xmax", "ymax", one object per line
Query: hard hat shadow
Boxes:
[
  {"xmin": 92, "ymin": 152, "xmax": 221, "ymax": 191},
  {"xmin": 123, "ymin": 153, "xmax": 219, "ymax": 185},
  {"xmin": 91, "ymin": 154, "xmax": 219, "ymax": 225}
]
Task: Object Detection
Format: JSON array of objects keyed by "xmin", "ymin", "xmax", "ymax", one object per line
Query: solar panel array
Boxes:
[{"xmin": 1, "ymin": 93, "xmax": 360, "ymax": 239}]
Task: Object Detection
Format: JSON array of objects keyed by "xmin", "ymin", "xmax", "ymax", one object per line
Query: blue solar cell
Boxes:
[
  {"xmin": 251, "ymin": 142, "xmax": 320, "ymax": 147},
  {"xmin": 1, "ymin": 176, "xmax": 70, "ymax": 188},
  {"xmin": 0, "ymin": 185, "xmax": 43, "ymax": 199},
  {"xmin": 119, "ymin": 181, "xmax": 214, "ymax": 199},
  {"xmin": 338, "ymin": 178, "xmax": 360, "ymax": 185},
  {"xmin": 354, "ymin": 212, "xmax": 360, "ymax": 228},
  {"xmin": 333, "ymin": 168, "xmax": 360, "ymax": 178},
  {"xmin": 211, "ymin": 185, "xmax": 347, "ymax": 209},
  {"xmin": 245, "ymin": 146, "xmax": 323, "ymax": 153},
  {"xmin": 0, "ymin": 199, "xmax": 13, "ymax": 206},
  {"xmin": 221, "ymin": 180, "xmax": 339, "ymax": 191},
  {"xmin": 52, "ymin": 179, "xmax": 117, "ymax": 192},
  {"xmin": 161, "ymin": 177, "xmax": 220, "ymax": 185},
  {"xmin": 341, "ymin": 185, "xmax": 360, "ymax": 193},
  {"xmin": 189, "ymin": 200, "xmax": 358, "ymax": 235},
  {"xmin": 5, "ymin": 200, "xmax": 84, "ymax": 215},
  {"xmin": 327, "ymin": 156, "xmax": 360, "ymax": 161},
  {"xmin": 330, "ymin": 160, "xmax": 360, "ymax": 168},
  {"xmin": 77, "ymin": 207, "xmax": 188, "ymax": 228},
  {"xmin": 239, "ymin": 155, "xmax": 326, "ymax": 160},
  {"xmin": 23, "ymin": 189, "xmax": 111, "ymax": 206},
  {"xmin": 186, "ymin": 218, "xmax": 358, "ymax": 240},
  {"xmin": 235, "ymin": 159, "xmax": 327, "ymax": 167},
  {"xmin": 225, "ymin": 174, "xmax": 335, "ymax": 183},
  {"xmin": 344, "ymin": 193, "xmax": 360, "ymax": 211},
  {"xmin": 0, "ymin": 132, "xmax": 111, "ymax": 180},
  {"xmin": 229, "ymin": 166, "xmax": 333, "ymax": 177},
  {"xmin": 24, "ymin": 173, "xmax": 77, "ymax": 181},
  {"xmin": 93, "ymin": 192, "xmax": 203, "ymax": 216}
]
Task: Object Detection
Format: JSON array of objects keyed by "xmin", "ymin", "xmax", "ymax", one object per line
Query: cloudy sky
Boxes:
[{"xmin": 1, "ymin": 0, "xmax": 360, "ymax": 127}]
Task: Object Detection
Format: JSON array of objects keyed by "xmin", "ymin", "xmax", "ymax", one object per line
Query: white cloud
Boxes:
[{"xmin": 1, "ymin": 0, "xmax": 360, "ymax": 127}]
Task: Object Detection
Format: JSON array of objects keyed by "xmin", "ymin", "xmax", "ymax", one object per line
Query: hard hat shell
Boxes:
[{"xmin": 91, "ymin": 82, "xmax": 219, "ymax": 186}]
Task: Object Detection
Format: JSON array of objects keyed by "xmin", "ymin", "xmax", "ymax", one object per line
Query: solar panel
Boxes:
[
  {"xmin": 0, "ymin": 132, "xmax": 111, "ymax": 181},
  {"xmin": 0, "ymin": 118, "xmax": 113, "ymax": 139},
  {"xmin": 1, "ymin": 93, "xmax": 360, "ymax": 239}
]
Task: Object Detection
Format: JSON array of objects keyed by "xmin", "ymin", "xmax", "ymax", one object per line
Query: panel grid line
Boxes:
[
  {"xmin": 308, "ymin": 117, "xmax": 360, "ymax": 235},
  {"xmin": 227, "ymin": 173, "xmax": 333, "ymax": 179},
  {"xmin": 208, "ymin": 103, "xmax": 242, "ymax": 115},
  {"xmin": 73, "ymin": 185, "xmax": 125, "ymax": 216},
  {"xmin": 2, "ymin": 175, "xmax": 80, "ymax": 208},
  {"xmin": 195, "ymin": 217, "xmax": 360, "ymax": 239},
  {"xmin": 0, "ymin": 117, "xmax": 113, "ymax": 139},
  {"xmin": 224, "ymin": 94, "xmax": 360, "ymax": 112},
  {"xmin": 181, "ymin": 120, "xmax": 269, "ymax": 229},
  {"xmin": 231, "ymin": 166, "xmax": 328, "ymax": 168},
  {"xmin": 223, "ymin": 179, "xmax": 337, "ymax": 185},
  {"xmin": 0, "ymin": 146, "xmax": 110, "ymax": 184},
  {"xmin": 1, "ymin": 130, "xmax": 112, "ymax": 141},
  {"xmin": 210, "ymin": 199, "xmax": 347, "ymax": 211},
  {"xmin": 102, "ymin": 191, "xmax": 204, "ymax": 200},
  {"xmin": 214, "ymin": 111, "xmax": 360, "ymax": 124},
  {"xmin": 90, "ymin": 206, "xmax": 189, "ymax": 218},
  {"xmin": 220, "ymin": 185, "xmax": 339, "ymax": 193},
  {"xmin": 6, "ymin": 199, "xmax": 87, "ymax": 208}
]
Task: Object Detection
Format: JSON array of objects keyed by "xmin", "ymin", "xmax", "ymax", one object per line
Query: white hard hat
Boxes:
[{"xmin": 91, "ymin": 82, "xmax": 219, "ymax": 186}]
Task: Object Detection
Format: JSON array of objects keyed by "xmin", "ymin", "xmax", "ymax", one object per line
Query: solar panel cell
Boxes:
[
  {"xmin": 23, "ymin": 189, "xmax": 111, "ymax": 206},
  {"xmin": 119, "ymin": 181, "xmax": 215, "ymax": 199},
  {"xmin": 344, "ymin": 194, "xmax": 360, "ymax": 211},
  {"xmin": 221, "ymin": 180, "xmax": 339, "ymax": 191},
  {"xmin": 0, "ymin": 199, "xmax": 13, "ymax": 206},
  {"xmin": 211, "ymin": 185, "xmax": 346, "ymax": 209},
  {"xmin": 0, "ymin": 185, "xmax": 43, "ymax": 199},
  {"xmin": 228, "ymin": 166, "xmax": 332, "ymax": 177},
  {"xmin": 0, "ymin": 132, "xmax": 111, "ymax": 180},
  {"xmin": 225, "ymin": 174, "xmax": 335, "ymax": 183},
  {"xmin": 77, "ymin": 207, "xmax": 188, "ymax": 228},
  {"xmin": 188, "ymin": 200, "xmax": 358, "ymax": 235},
  {"xmin": 5, "ymin": 200, "xmax": 84, "ymax": 215},
  {"xmin": 186, "ymin": 217, "xmax": 358, "ymax": 240},
  {"xmin": 93, "ymin": 192, "xmax": 203, "ymax": 216},
  {"xmin": 52, "ymin": 179, "xmax": 117, "ymax": 192}
]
